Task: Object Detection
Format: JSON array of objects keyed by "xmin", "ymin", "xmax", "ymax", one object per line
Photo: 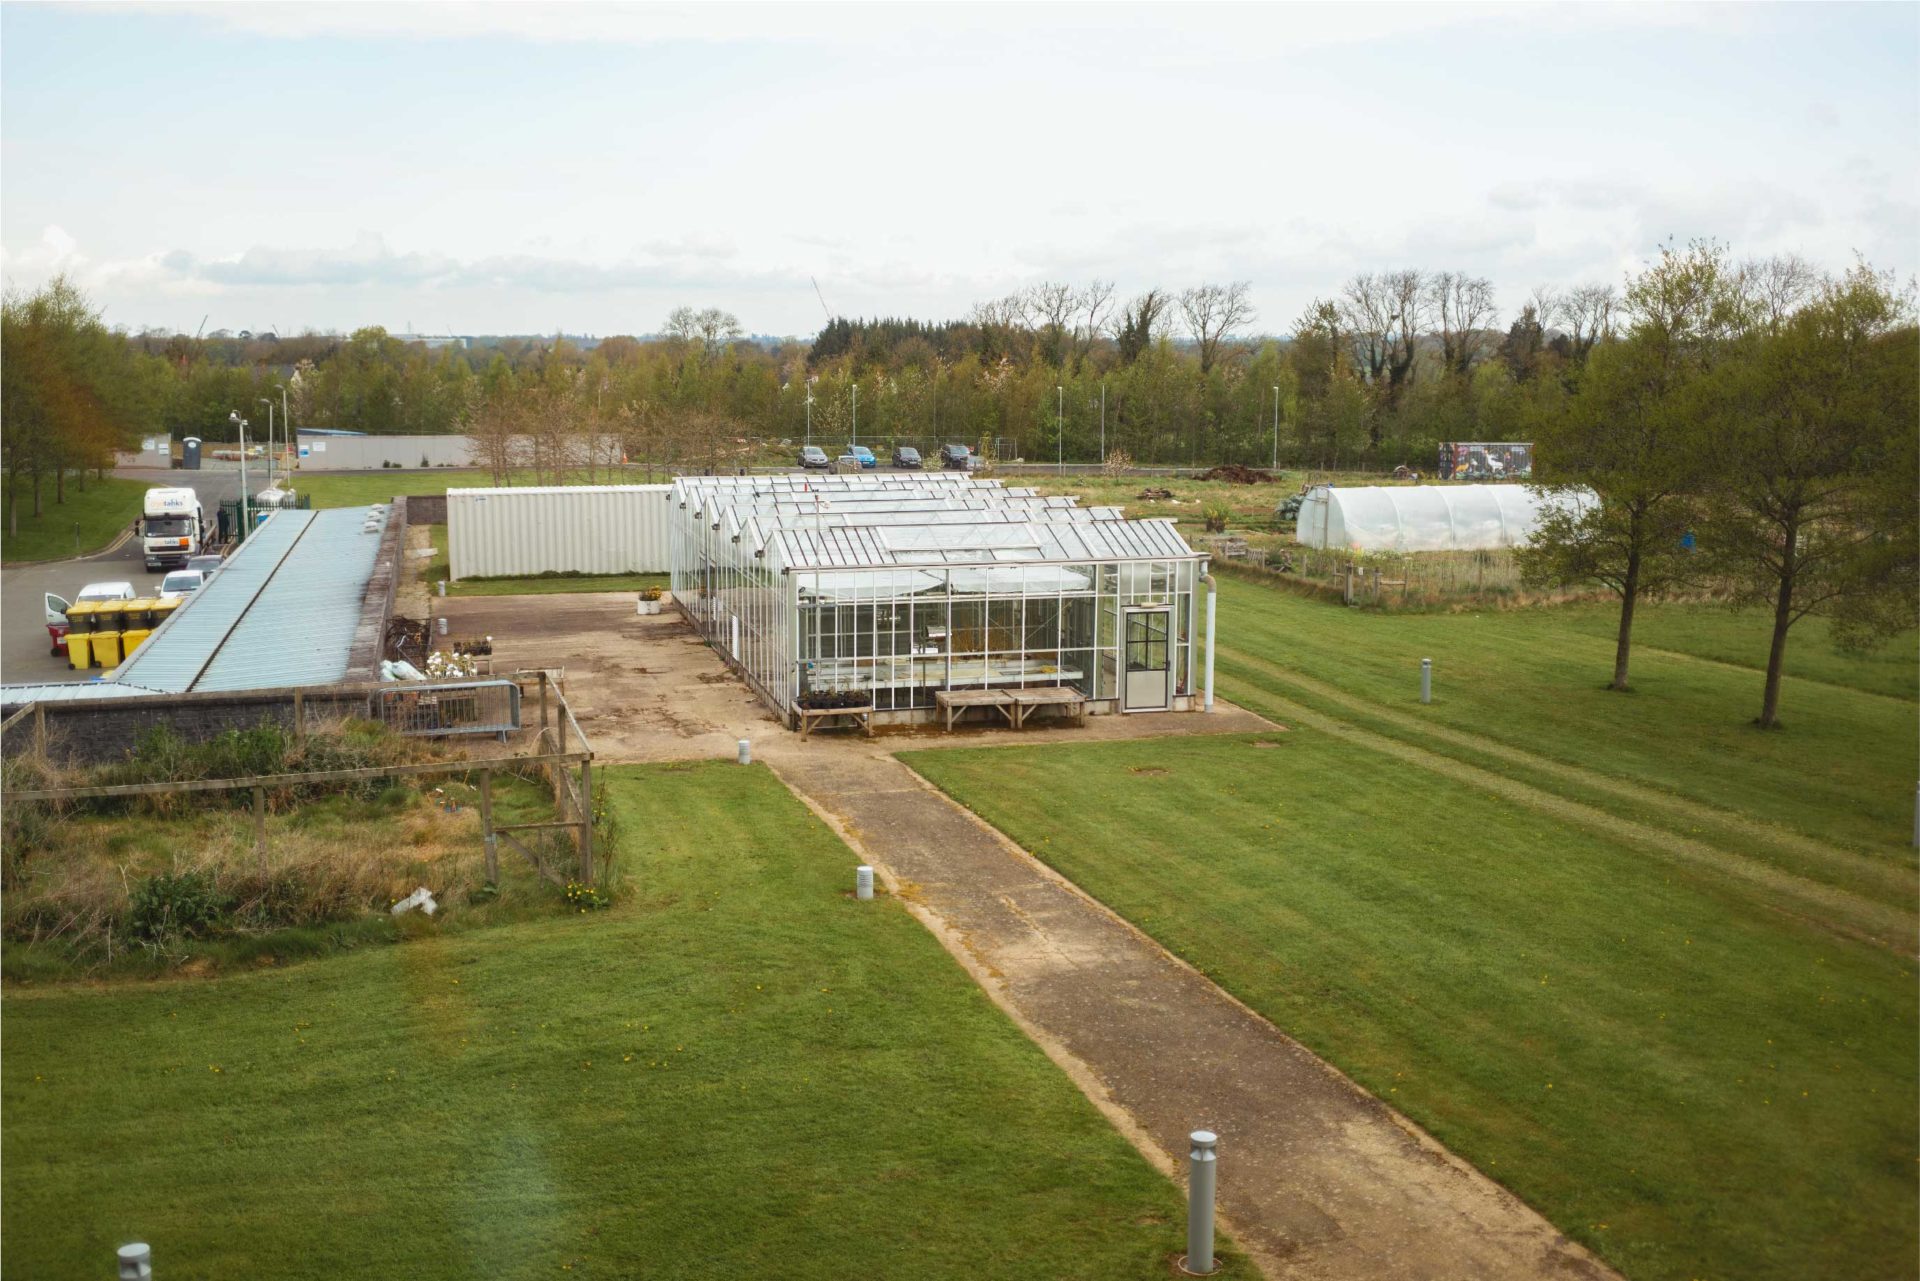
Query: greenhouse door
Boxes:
[{"xmin": 1122, "ymin": 607, "xmax": 1172, "ymax": 712}]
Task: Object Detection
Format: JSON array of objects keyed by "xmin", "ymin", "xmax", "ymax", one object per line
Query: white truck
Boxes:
[{"xmin": 141, "ymin": 486, "xmax": 206, "ymax": 571}]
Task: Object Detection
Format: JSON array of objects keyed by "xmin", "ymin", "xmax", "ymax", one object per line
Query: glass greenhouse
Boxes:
[
  {"xmin": 668, "ymin": 474, "xmax": 1211, "ymax": 727},
  {"xmin": 1293, "ymin": 484, "xmax": 1596, "ymax": 553}
]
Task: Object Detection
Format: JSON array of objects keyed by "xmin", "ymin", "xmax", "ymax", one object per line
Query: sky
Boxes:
[{"xmin": 2, "ymin": 1, "xmax": 1914, "ymax": 338}]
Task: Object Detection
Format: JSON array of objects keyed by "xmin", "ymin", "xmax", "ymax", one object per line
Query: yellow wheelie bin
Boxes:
[
  {"xmin": 90, "ymin": 600, "xmax": 127, "ymax": 669},
  {"xmin": 119, "ymin": 599, "xmax": 156, "ymax": 657},
  {"xmin": 63, "ymin": 600, "xmax": 99, "ymax": 670},
  {"xmin": 149, "ymin": 596, "xmax": 183, "ymax": 632}
]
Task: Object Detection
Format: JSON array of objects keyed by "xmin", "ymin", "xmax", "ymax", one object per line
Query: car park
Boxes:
[
  {"xmin": 158, "ymin": 570, "xmax": 204, "ymax": 601},
  {"xmin": 797, "ymin": 445, "xmax": 830, "ymax": 470},
  {"xmin": 893, "ymin": 446, "xmax": 922, "ymax": 469},
  {"xmin": 939, "ymin": 443, "xmax": 971, "ymax": 469}
]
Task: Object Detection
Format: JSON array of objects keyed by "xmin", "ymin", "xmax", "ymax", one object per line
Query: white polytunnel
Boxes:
[{"xmin": 1294, "ymin": 484, "xmax": 1597, "ymax": 553}]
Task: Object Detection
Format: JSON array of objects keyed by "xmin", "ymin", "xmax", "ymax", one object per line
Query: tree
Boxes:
[
  {"xmin": 1340, "ymin": 270, "xmax": 1426, "ymax": 409},
  {"xmin": 1428, "ymin": 271, "xmax": 1497, "ymax": 377},
  {"xmin": 1697, "ymin": 264, "xmax": 1918, "ymax": 728},
  {"xmin": 1560, "ymin": 283, "xmax": 1618, "ymax": 363},
  {"xmin": 1177, "ymin": 282, "xmax": 1254, "ymax": 374},
  {"xmin": 1114, "ymin": 289, "xmax": 1170, "ymax": 365},
  {"xmin": 1518, "ymin": 241, "xmax": 1743, "ymax": 691},
  {"xmin": 1072, "ymin": 280, "xmax": 1115, "ymax": 372}
]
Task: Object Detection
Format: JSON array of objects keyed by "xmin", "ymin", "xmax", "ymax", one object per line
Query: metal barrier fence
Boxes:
[{"xmin": 373, "ymin": 679, "xmax": 522, "ymax": 738}]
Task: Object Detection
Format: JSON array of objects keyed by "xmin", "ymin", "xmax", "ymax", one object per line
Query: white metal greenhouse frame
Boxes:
[
  {"xmin": 669, "ymin": 473, "xmax": 1214, "ymax": 727},
  {"xmin": 447, "ymin": 485, "xmax": 673, "ymax": 580},
  {"xmin": 1293, "ymin": 484, "xmax": 1595, "ymax": 553}
]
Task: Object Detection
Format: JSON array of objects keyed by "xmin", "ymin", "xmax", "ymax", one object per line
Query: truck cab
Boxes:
[{"xmin": 142, "ymin": 486, "xmax": 205, "ymax": 570}]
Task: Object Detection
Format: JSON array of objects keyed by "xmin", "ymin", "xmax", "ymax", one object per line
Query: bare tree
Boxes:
[
  {"xmin": 1561, "ymin": 283, "xmax": 1619, "ymax": 361},
  {"xmin": 1529, "ymin": 284, "xmax": 1565, "ymax": 330},
  {"xmin": 1027, "ymin": 281, "xmax": 1076, "ymax": 367},
  {"xmin": 1738, "ymin": 253, "xmax": 1823, "ymax": 329},
  {"xmin": 1114, "ymin": 289, "xmax": 1171, "ymax": 365},
  {"xmin": 1072, "ymin": 279, "xmax": 1115, "ymax": 371},
  {"xmin": 1177, "ymin": 281, "xmax": 1255, "ymax": 374},
  {"xmin": 1340, "ymin": 270, "xmax": 1427, "ymax": 402},
  {"xmin": 1428, "ymin": 271, "xmax": 1498, "ymax": 376}
]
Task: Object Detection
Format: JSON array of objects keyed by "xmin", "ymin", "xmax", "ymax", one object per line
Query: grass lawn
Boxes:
[
  {"xmin": 1, "ymin": 761, "xmax": 1247, "ymax": 1279},
  {"xmin": 1213, "ymin": 574, "xmax": 1919, "ymax": 869},
  {"xmin": 0, "ymin": 476, "xmax": 148, "ymax": 563},
  {"xmin": 905, "ymin": 734, "xmax": 1919, "ymax": 1281}
]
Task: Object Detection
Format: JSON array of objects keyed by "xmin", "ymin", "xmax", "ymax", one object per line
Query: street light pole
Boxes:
[
  {"xmin": 1100, "ymin": 381, "xmax": 1106, "ymax": 464},
  {"xmin": 805, "ymin": 379, "xmax": 814, "ymax": 447},
  {"xmin": 851, "ymin": 382, "xmax": 858, "ymax": 447},
  {"xmin": 230, "ymin": 411, "xmax": 251, "ymax": 534},
  {"xmin": 278, "ymin": 384, "xmax": 290, "ymax": 471},
  {"xmin": 1272, "ymin": 384, "xmax": 1280, "ymax": 470},
  {"xmin": 1056, "ymin": 384, "xmax": 1064, "ymax": 474},
  {"xmin": 258, "ymin": 398, "xmax": 275, "ymax": 490}
]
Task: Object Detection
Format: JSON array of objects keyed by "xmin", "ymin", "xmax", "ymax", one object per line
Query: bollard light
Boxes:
[
  {"xmin": 118, "ymin": 1243, "xmax": 152, "ymax": 1281},
  {"xmin": 1420, "ymin": 657, "xmax": 1432, "ymax": 705},
  {"xmin": 1185, "ymin": 1130, "xmax": 1218, "ymax": 1275},
  {"xmin": 736, "ymin": 739, "xmax": 751, "ymax": 766},
  {"xmin": 856, "ymin": 865, "xmax": 874, "ymax": 900}
]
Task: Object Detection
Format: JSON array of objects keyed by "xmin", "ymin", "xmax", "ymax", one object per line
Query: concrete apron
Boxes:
[{"xmin": 760, "ymin": 739, "xmax": 1618, "ymax": 1281}]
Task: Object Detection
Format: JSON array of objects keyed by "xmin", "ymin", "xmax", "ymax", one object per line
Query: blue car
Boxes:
[{"xmin": 847, "ymin": 445, "xmax": 877, "ymax": 469}]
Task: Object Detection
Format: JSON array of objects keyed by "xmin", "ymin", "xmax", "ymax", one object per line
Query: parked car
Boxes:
[
  {"xmin": 846, "ymin": 445, "xmax": 878, "ymax": 469},
  {"xmin": 939, "ymin": 443, "xmax": 972, "ymax": 469},
  {"xmin": 797, "ymin": 445, "xmax": 830, "ymax": 470},
  {"xmin": 892, "ymin": 445, "xmax": 922, "ymax": 469},
  {"xmin": 834, "ymin": 454, "xmax": 864, "ymax": 473},
  {"xmin": 157, "ymin": 569, "xmax": 204, "ymax": 601},
  {"xmin": 43, "ymin": 581, "xmax": 136, "ymax": 655},
  {"xmin": 186, "ymin": 554, "xmax": 224, "ymax": 576}
]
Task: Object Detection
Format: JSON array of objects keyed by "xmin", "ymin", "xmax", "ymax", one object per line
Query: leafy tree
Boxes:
[
  {"xmin": 1519, "ymin": 241, "xmax": 1745, "ymax": 690},
  {"xmin": 1696, "ymin": 264, "xmax": 1919, "ymax": 727}
]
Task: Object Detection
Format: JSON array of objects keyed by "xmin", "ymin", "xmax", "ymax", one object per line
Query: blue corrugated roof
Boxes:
[
  {"xmin": 195, "ymin": 507, "xmax": 385, "ymax": 691},
  {"xmin": 103, "ymin": 505, "xmax": 387, "ymax": 694}
]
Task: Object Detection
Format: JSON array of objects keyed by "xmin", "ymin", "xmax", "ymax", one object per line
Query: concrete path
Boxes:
[{"xmin": 765, "ymin": 743, "xmax": 1615, "ymax": 1281}]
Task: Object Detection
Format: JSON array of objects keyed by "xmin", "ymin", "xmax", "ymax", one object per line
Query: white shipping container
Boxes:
[{"xmin": 447, "ymin": 485, "xmax": 674, "ymax": 580}]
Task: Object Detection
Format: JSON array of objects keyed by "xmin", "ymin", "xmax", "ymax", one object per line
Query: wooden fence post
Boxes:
[
  {"xmin": 292, "ymin": 690, "xmax": 306, "ymax": 743},
  {"xmin": 538, "ymin": 671, "xmax": 550, "ymax": 736},
  {"xmin": 578, "ymin": 758, "xmax": 595, "ymax": 885},
  {"xmin": 252, "ymin": 787, "xmax": 268, "ymax": 872},
  {"xmin": 478, "ymin": 770, "xmax": 498, "ymax": 885},
  {"xmin": 33, "ymin": 704, "xmax": 46, "ymax": 757},
  {"xmin": 553, "ymin": 700, "xmax": 568, "ymax": 806}
]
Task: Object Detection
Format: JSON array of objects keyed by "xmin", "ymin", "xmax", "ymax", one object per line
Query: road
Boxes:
[{"xmin": 1, "ymin": 470, "xmax": 240, "ymax": 686}]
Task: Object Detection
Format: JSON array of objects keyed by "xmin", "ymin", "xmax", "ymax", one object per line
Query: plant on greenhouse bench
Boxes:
[{"xmin": 563, "ymin": 881, "xmax": 610, "ymax": 912}]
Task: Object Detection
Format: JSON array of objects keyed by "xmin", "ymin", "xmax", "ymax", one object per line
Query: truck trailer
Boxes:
[{"xmin": 141, "ymin": 486, "xmax": 206, "ymax": 570}]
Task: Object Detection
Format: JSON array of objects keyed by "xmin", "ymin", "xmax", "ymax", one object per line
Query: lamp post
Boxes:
[
  {"xmin": 1272, "ymin": 384, "xmax": 1280, "ymax": 470},
  {"xmin": 851, "ymin": 382, "xmax": 858, "ymax": 447},
  {"xmin": 1100, "ymin": 381, "xmax": 1106, "ymax": 464},
  {"xmin": 805, "ymin": 376, "xmax": 816, "ymax": 447},
  {"xmin": 1056, "ymin": 384, "xmax": 1064, "ymax": 474},
  {"xmin": 229, "ymin": 411, "xmax": 251, "ymax": 533},
  {"xmin": 258, "ymin": 398, "xmax": 275, "ymax": 490},
  {"xmin": 278, "ymin": 383, "xmax": 290, "ymax": 470}
]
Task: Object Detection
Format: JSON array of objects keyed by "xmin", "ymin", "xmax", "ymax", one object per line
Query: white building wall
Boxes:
[{"xmin": 447, "ymin": 485, "xmax": 674, "ymax": 579}]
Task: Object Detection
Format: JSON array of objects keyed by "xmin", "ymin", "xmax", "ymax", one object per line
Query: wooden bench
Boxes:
[
  {"xmin": 1008, "ymin": 686, "xmax": 1087, "ymax": 729},
  {"xmin": 797, "ymin": 704, "xmax": 874, "ymax": 741},
  {"xmin": 934, "ymin": 688, "xmax": 1017, "ymax": 731}
]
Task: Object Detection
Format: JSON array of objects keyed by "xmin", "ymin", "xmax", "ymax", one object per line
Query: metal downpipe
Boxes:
[{"xmin": 1203, "ymin": 573, "xmax": 1217, "ymax": 712}]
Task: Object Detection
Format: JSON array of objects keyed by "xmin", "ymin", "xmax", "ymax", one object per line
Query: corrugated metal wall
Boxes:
[{"xmin": 447, "ymin": 485, "xmax": 674, "ymax": 580}]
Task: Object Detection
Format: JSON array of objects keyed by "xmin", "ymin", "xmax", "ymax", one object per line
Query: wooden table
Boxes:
[
  {"xmin": 797, "ymin": 704, "xmax": 874, "ymax": 741},
  {"xmin": 935, "ymin": 688, "xmax": 1017, "ymax": 731},
  {"xmin": 1008, "ymin": 687, "xmax": 1087, "ymax": 728}
]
